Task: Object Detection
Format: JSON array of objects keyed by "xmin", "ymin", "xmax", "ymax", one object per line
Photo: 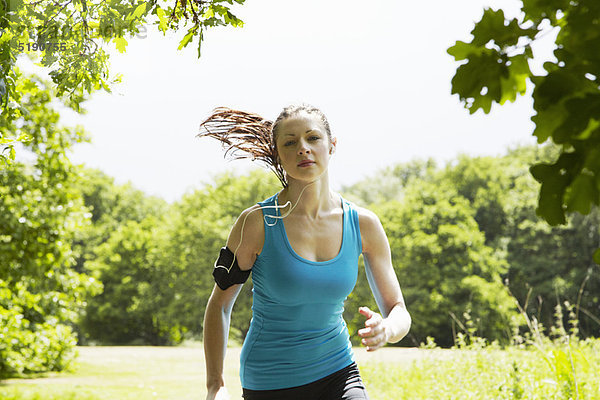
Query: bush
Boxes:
[{"xmin": 0, "ymin": 280, "xmax": 78, "ymax": 378}]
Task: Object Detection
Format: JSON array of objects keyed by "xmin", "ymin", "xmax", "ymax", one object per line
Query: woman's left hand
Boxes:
[{"xmin": 357, "ymin": 306, "xmax": 388, "ymax": 352}]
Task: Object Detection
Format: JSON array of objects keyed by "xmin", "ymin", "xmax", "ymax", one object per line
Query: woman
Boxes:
[{"xmin": 200, "ymin": 104, "xmax": 411, "ymax": 400}]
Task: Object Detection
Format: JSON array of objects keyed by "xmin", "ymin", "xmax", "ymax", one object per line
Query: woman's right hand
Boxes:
[{"xmin": 206, "ymin": 386, "xmax": 231, "ymax": 400}]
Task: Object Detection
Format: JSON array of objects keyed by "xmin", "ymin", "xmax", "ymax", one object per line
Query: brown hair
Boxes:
[{"xmin": 197, "ymin": 104, "xmax": 332, "ymax": 188}]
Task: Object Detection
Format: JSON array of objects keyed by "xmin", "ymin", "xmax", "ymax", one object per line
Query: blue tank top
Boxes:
[{"xmin": 239, "ymin": 191, "xmax": 363, "ymax": 390}]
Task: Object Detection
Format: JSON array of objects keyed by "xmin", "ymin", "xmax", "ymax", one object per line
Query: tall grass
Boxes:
[{"xmin": 370, "ymin": 291, "xmax": 600, "ymax": 400}]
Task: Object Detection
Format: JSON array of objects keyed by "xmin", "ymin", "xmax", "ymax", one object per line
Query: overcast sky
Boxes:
[{"xmin": 21, "ymin": 0, "xmax": 557, "ymax": 203}]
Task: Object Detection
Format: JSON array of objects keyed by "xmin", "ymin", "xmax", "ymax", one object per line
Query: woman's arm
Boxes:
[
  {"xmin": 357, "ymin": 208, "xmax": 411, "ymax": 351},
  {"xmin": 203, "ymin": 205, "xmax": 264, "ymax": 398},
  {"xmin": 204, "ymin": 284, "xmax": 243, "ymax": 395}
]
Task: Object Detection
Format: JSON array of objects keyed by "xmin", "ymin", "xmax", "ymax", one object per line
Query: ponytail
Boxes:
[{"xmin": 197, "ymin": 107, "xmax": 288, "ymax": 188}]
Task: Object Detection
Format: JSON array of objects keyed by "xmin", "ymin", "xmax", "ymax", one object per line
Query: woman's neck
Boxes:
[{"xmin": 279, "ymin": 177, "xmax": 336, "ymax": 220}]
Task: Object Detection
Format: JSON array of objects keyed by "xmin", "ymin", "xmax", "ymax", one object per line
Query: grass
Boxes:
[
  {"xmin": 1, "ymin": 341, "xmax": 599, "ymax": 399},
  {"xmin": 0, "ymin": 343, "xmax": 241, "ymax": 400},
  {"xmin": 362, "ymin": 342, "xmax": 600, "ymax": 400}
]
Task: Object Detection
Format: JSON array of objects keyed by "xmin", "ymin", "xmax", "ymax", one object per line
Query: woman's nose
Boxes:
[{"xmin": 297, "ymin": 142, "xmax": 310, "ymax": 154}]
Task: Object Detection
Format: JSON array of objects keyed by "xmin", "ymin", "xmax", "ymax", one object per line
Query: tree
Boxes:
[
  {"xmin": 343, "ymin": 145, "xmax": 600, "ymax": 344},
  {"xmin": 72, "ymin": 168, "xmax": 171, "ymax": 344},
  {"xmin": 438, "ymin": 146, "xmax": 599, "ymax": 338},
  {"xmin": 1, "ymin": 0, "xmax": 245, "ymax": 164},
  {"xmin": 378, "ymin": 181, "xmax": 517, "ymax": 346},
  {"xmin": 81, "ymin": 216, "xmax": 177, "ymax": 345},
  {"xmin": 448, "ymin": 1, "xmax": 600, "ymax": 265},
  {"xmin": 343, "ymin": 169, "xmax": 518, "ymax": 347},
  {"xmin": 340, "ymin": 159, "xmax": 437, "ymax": 207},
  {"xmin": 0, "ymin": 74, "xmax": 99, "ymax": 377},
  {"xmin": 70, "ymin": 167, "xmax": 167, "ymax": 276}
]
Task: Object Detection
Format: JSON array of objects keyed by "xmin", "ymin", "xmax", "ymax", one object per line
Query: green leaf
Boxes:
[
  {"xmin": 499, "ymin": 54, "xmax": 531, "ymax": 104},
  {"xmin": 178, "ymin": 26, "xmax": 197, "ymax": 50},
  {"xmin": 533, "ymin": 70, "xmax": 590, "ymax": 112},
  {"xmin": 554, "ymin": 94, "xmax": 600, "ymax": 143},
  {"xmin": 530, "ymin": 163, "xmax": 568, "ymax": 225},
  {"xmin": 202, "ymin": 7, "xmax": 215, "ymax": 19},
  {"xmin": 584, "ymin": 148, "xmax": 600, "ymax": 172},
  {"xmin": 113, "ymin": 37, "xmax": 128, "ymax": 53},
  {"xmin": 565, "ymin": 173, "xmax": 598, "ymax": 214},
  {"xmin": 0, "ymin": 28, "xmax": 13, "ymax": 45},
  {"xmin": 531, "ymin": 104, "xmax": 568, "ymax": 144},
  {"xmin": 593, "ymin": 248, "xmax": 600, "ymax": 265},
  {"xmin": 224, "ymin": 11, "xmax": 243, "ymax": 27},
  {"xmin": 471, "ymin": 95, "xmax": 493, "ymax": 114},
  {"xmin": 447, "ymin": 41, "xmax": 490, "ymax": 61},
  {"xmin": 531, "ymin": 152, "xmax": 582, "ymax": 225},
  {"xmin": 575, "ymin": 118, "xmax": 600, "ymax": 140},
  {"xmin": 471, "ymin": 8, "xmax": 537, "ymax": 49},
  {"xmin": 132, "ymin": 2, "xmax": 146, "ymax": 20},
  {"xmin": 471, "ymin": 8, "xmax": 508, "ymax": 47},
  {"xmin": 156, "ymin": 7, "xmax": 168, "ymax": 32},
  {"xmin": 451, "ymin": 51, "xmax": 506, "ymax": 114}
]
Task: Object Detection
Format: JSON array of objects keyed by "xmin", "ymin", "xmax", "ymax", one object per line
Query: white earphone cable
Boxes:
[{"xmin": 218, "ymin": 166, "xmax": 329, "ymax": 272}]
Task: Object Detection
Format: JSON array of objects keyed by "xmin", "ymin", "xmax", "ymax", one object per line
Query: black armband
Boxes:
[{"xmin": 213, "ymin": 246, "xmax": 251, "ymax": 290}]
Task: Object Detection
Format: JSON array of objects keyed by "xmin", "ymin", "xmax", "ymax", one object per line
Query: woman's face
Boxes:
[{"xmin": 275, "ymin": 112, "xmax": 336, "ymax": 183}]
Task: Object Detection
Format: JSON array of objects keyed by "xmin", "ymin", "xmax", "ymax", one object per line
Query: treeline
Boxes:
[
  {"xmin": 341, "ymin": 146, "xmax": 599, "ymax": 347},
  {"xmin": 2, "ymin": 136, "xmax": 599, "ymax": 376}
]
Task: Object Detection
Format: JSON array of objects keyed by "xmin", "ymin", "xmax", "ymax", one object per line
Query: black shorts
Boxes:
[{"xmin": 242, "ymin": 362, "xmax": 370, "ymax": 400}]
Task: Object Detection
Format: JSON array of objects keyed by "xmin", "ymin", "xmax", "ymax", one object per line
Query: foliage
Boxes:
[
  {"xmin": 340, "ymin": 159, "xmax": 437, "ymax": 206},
  {"xmin": 70, "ymin": 167, "xmax": 174, "ymax": 344},
  {"xmin": 378, "ymin": 182, "xmax": 517, "ymax": 346},
  {"xmin": 437, "ymin": 146, "xmax": 600, "ymax": 337},
  {"xmin": 0, "ymin": 75, "xmax": 99, "ymax": 377},
  {"xmin": 448, "ymin": 1, "xmax": 600, "ymax": 248},
  {"xmin": 0, "ymin": 0, "xmax": 246, "ymax": 165},
  {"xmin": 81, "ymin": 216, "xmax": 179, "ymax": 345},
  {"xmin": 344, "ymin": 145, "xmax": 600, "ymax": 345},
  {"xmin": 0, "ymin": 279, "xmax": 78, "ymax": 378},
  {"xmin": 361, "ymin": 340, "xmax": 600, "ymax": 400}
]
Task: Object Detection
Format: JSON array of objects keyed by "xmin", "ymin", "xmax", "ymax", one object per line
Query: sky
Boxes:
[{"xmin": 19, "ymin": 0, "xmax": 557, "ymax": 203}]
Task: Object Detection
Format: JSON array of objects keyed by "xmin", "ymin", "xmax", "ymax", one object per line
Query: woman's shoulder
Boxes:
[
  {"xmin": 226, "ymin": 203, "xmax": 267, "ymax": 265},
  {"xmin": 340, "ymin": 196, "xmax": 382, "ymax": 255},
  {"xmin": 355, "ymin": 205, "xmax": 381, "ymax": 234},
  {"xmin": 239, "ymin": 203, "xmax": 267, "ymax": 238},
  {"xmin": 339, "ymin": 195, "xmax": 379, "ymax": 225}
]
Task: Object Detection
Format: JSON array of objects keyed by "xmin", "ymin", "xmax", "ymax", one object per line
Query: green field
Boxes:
[{"xmin": 1, "ymin": 341, "xmax": 599, "ymax": 400}]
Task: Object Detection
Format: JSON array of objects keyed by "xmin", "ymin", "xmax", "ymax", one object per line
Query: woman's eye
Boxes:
[
  {"xmin": 284, "ymin": 141, "xmax": 295, "ymax": 146},
  {"xmin": 310, "ymin": 136, "xmax": 319, "ymax": 140}
]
